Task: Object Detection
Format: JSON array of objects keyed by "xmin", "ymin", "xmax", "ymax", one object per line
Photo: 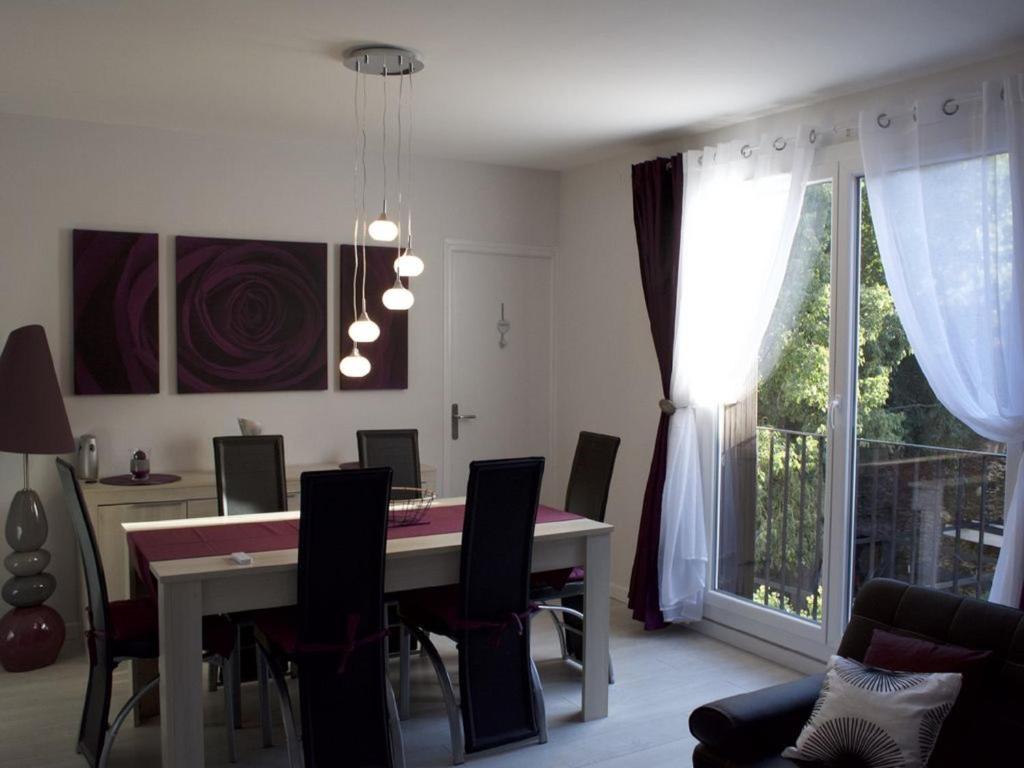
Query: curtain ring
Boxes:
[
  {"xmin": 877, "ymin": 113, "xmax": 891, "ymax": 129},
  {"xmin": 808, "ymin": 128, "xmax": 817, "ymax": 144},
  {"xmin": 658, "ymin": 398, "xmax": 678, "ymax": 415},
  {"xmin": 773, "ymin": 137, "xmax": 787, "ymax": 151},
  {"xmin": 942, "ymin": 98, "xmax": 959, "ymax": 116},
  {"xmin": 740, "ymin": 144, "xmax": 753, "ymax": 159}
]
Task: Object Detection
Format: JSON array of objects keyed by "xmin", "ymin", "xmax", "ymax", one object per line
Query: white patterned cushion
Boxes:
[{"xmin": 782, "ymin": 655, "xmax": 961, "ymax": 768}]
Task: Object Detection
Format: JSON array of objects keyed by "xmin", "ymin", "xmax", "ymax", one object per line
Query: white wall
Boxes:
[
  {"xmin": 554, "ymin": 49, "xmax": 1024, "ymax": 604},
  {"xmin": 0, "ymin": 113, "xmax": 559, "ymax": 630}
]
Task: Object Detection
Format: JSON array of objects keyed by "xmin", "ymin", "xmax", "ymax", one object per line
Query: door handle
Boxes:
[{"xmin": 451, "ymin": 403, "xmax": 477, "ymax": 440}]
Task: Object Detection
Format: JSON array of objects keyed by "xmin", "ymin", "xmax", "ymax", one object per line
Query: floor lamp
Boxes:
[{"xmin": 0, "ymin": 324, "xmax": 74, "ymax": 672}]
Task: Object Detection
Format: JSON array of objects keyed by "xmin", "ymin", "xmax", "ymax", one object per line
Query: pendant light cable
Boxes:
[
  {"xmin": 351, "ymin": 59, "xmax": 361, "ymax": 327},
  {"xmin": 360, "ymin": 57, "xmax": 369, "ymax": 312}
]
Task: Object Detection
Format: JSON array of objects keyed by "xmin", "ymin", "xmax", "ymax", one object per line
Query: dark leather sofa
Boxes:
[{"xmin": 689, "ymin": 578, "xmax": 1024, "ymax": 767}]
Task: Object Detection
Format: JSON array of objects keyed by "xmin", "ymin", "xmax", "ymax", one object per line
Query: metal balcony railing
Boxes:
[{"xmin": 747, "ymin": 426, "xmax": 1006, "ymax": 622}]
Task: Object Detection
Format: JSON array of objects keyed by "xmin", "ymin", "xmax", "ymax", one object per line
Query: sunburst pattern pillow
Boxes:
[{"xmin": 783, "ymin": 655, "xmax": 961, "ymax": 768}]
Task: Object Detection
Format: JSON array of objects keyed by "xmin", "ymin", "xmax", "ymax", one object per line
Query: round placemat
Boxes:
[{"xmin": 100, "ymin": 473, "xmax": 182, "ymax": 486}]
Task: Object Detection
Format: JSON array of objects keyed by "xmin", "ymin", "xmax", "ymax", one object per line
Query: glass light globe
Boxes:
[
  {"xmin": 394, "ymin": 248, "xmax": 425, "ymax": 277},
  {"xmin": 347, "ymin": 311, "xmax": 380, "ymax": 343},
  {"xmin": 367, "ymin": 213, "xmax": 399, "ymax": 242},
  {"xmin": 382, "ymin": 279, "xmax": 415, "ymax": 310},
  {"xmin": 339, "ymin": 347, "xmax": 371, "ymax": 378}
]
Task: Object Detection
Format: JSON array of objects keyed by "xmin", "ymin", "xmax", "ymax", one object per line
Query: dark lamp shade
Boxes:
[{"xmin": 0, "ymin": 325, "xmax": 74, "ymax": 455}]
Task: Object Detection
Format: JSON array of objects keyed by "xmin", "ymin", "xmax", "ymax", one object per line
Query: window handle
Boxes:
[{"xmin": 828, "ymin": 396, "xmax": 842, "ymax": 432}]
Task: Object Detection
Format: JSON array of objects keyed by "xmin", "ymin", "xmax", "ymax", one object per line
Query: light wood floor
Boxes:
[{"xmin": 0, "ymin": 601, "xmax": 799, "ymax": 768}]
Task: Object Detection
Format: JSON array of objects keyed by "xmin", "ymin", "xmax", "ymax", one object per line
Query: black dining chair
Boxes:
[
  {"xmin": 56, "ymin": 458, "xmax": 239, "ymax": 767},
  {"xmin": 398, "ymin": 457, "xmax": 547, "ymax": 764},
  {"xmin": 212, "ymin": 434, "xmax": 288, "ymax": 742},
  {"xmin": 357, "ymin": 429, "xmax": 422, "ymax": 501},
  {"xmin": 213, "ymin": 435, "xmax": 288, "ymax": 516},
  {"xmin": 531, "ymin": 431, "xmax": 620, "ymax": 677},
  {"xmin": 253, "ymin": 468, "xmax": 405, "ymax": 768}
]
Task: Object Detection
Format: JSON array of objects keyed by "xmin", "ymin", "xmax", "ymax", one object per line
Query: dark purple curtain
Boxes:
[{"xmin": 627, "ymin": 154, "xmax": 683, "ymax": 630}]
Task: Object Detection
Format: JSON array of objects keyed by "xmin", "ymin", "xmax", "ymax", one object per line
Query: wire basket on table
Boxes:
[{"xmin": 388, "ymin": 487, "xmax": 436, "ymax": 527}]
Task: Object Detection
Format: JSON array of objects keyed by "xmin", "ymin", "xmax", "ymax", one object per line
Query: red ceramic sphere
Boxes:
[{"xmin": 0, "ymin": 605, "xmax": 65, "ymax": 672}]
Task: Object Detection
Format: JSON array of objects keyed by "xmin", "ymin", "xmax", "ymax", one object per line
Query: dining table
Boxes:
[{"xmin": 122, "ymin": 496, "xmax": 613, "ymax": 768}]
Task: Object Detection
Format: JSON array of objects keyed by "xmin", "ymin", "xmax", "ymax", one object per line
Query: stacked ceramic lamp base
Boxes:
[{"xmin": 0, "ymin": 485, "xmax": 64, "ymax": 671}]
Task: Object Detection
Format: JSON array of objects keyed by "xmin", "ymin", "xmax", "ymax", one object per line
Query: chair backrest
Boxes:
[
  {"xmin": 839, "ymin": 578, "xmax": 1024, "ymax": 767},
  {"xmin": 457, "ymin": 457, "xmax": 545, "ymax": 754},
  {"xmin": 357, "ymin": 429, "xmax": 421, "ymax": 500},
  {"xmin": 213, "ymin": 435, "xmax": 287, "ymax": 516},
  {"xmin": 564, "ymin": 431, "xmax": 620, "ymax": 522},
  {"xmin": 294, "ymin": 468, "xmax": 395, "ymax": 768},
  {"xmin": 55, "ymin": 457, "xmax": 113, "ymax": 765}
]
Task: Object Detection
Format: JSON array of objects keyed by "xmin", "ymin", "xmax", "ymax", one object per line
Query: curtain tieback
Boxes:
[{"xmin": 659, "ymin": 398, "xmax": 686, "ymax": 415}]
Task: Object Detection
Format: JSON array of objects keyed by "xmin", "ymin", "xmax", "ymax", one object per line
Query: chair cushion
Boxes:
[
  {"xmin": 102, "ymin": 598, "xmax": 235, "ymax": 660},
  {"xmin": 107, "ymin": 598, "xmax": 159, "ymax": 659},
  {"xmin": 397, "ymin": 586, "xmax": 461, "ymax": 638},
  {"xmin": 252, "ymin": 607, "xmax": 299, "ymax": 656}
]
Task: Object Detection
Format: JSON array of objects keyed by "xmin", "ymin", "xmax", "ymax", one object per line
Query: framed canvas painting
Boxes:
[
  {"xmin": 73, "ymin": 229, "xmax": 159, "ymax": 394},
  {"xmin": 176, "ymin": 236, "xmax": 327, "ymax": 393},
  {"xmin": 339, "ymin": 244, "xmax": 408, "ymax": 390}
]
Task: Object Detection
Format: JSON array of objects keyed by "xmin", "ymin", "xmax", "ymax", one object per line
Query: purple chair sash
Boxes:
[{"xmin": 294, "ymin": 613, "xmax": 388, "ymax": 674}]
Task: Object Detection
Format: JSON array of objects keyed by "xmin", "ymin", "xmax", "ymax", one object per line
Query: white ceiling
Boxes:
[{"xmin": 2, "ymin": 1, "xmax": 1024, "ymax": 169}]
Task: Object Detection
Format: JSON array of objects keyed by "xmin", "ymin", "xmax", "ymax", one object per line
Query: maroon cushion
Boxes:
[
  {"xmin": 864, "ymin": 628, "xmax": 993, "ymax": 768},
  {"xmin": 530, "ymin": 566, "xmax": 584, "ymax": 593},
  {"xmin": 398, "ymin": 586, "xmax": 461, "ymax": 637},
  {"xmin": 864, "ymin": 628, "xmax": 993, "ymax": 672},
  {"xmin": 108, "ymin": 598, "xmax": 159, "ymax": 644},
  {"xmin": 104, "ymin": 598, "xmax": 235, "ymax": 660},
  {"xmin": 252, "ymin": 607, "xmax": 299, "ymax": 656}
]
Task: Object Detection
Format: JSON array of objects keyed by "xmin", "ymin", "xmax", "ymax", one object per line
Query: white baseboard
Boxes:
[
  {"xmin": 59, "ymin": 621, "xmax": 84, "ymax": 659},
  {"xmin": 610, "ymin": 582, "xmax": 629, "ymax": 603},
  {"xmin": 690, "ymin": 618, "xmax": 824, "ymax": 676}
]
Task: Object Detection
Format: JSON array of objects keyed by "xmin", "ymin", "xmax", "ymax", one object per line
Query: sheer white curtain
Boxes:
[
  {"xmin": 658, "ymin": 133, "xmax": 816, "ymax": 621},
  {"xmin": 860, "ymin": 76, "xmax": 1024, "ymax": 607}
]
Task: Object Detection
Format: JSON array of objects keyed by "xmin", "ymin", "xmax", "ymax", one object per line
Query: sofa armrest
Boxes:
[{"xmin": 689, "ymin": 673, "xmax": 824, "ymax": 761}]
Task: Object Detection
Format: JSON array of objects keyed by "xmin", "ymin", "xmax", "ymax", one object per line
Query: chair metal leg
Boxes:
[
  {"xmin": 257, "ymin": 644, "xmax": 301, "ymax": 768},
  {"xmin": 534, "ymin": 604, "xmax": 614, "ymax": 684},
  {"xmin": 220, "ymin": 657, "xmax": 239, "ymax": 764},
  {"xmin": 207, "ymin": 662, "xmax": 219, "ymax": 692},
  {"xmin": 406, "ymin": 624, "xmax": 465, "ymax": 765},
  {"xmin": 386, "ymin": 680, "xmax": 407, "ymax": 768},
  {"xmin": 528, "ymin": 657, "xmax": 548, "ymax": 745},
  {"xmin": 544, "ymin": 603, "xmax": 569, "ymax": 661},
  {"xmin": 98, "ymin": 674, "xmax": 160, "ymax": 768},
  {"xmin": 230, "ymin": 627, "xmax": 243, "ymax": 729},
  {"xmin": 258, "ymin": 652, "xmax": 273, "ymax": 748},
  {"xmin": 399, "ymin": 624, "xmax": 411, "ymax": 720}
]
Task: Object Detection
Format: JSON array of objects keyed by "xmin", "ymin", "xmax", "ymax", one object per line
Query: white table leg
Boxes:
[
  {"xmin": 158, "ymin": 579, "xmax": 205, "ymax": 768},
  {"xmin": 582, "ymin": 532, "xmax": 611, "ymax": 720}
]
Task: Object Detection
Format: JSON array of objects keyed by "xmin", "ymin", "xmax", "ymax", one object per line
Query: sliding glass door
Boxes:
[
  {"xmin": 706, "ymin": 144, "xmax": 1012, "ymax": 659},
  {"xmin": 715, "ymin": 179, "xmax": 833, "ymax": 625},
  {"xmin": 851, "ymin": 178, "xmax": 1007, "ymax": 605}
]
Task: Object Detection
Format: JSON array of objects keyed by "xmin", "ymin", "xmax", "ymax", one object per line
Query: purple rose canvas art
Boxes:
[
  {"xmin": 339, "ymin": 244, "xmax": 409, "ymax": 390},
  {"xmin": 73, "ymin": 229, "xmax": 159, "ymax": 394},
  {"xmin": 176, "ymin": 236, "xmax": 327, "ymax": 393}
]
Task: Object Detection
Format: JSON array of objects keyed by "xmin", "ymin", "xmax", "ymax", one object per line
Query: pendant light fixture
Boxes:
[{"xmin": 341, "ymin": 46, "xmax": 422, "ymax": 377}]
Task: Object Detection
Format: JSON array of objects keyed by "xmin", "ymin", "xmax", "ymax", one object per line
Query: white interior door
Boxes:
[{"xmin": 443, "ymin": 241, "xmax": 554, "ymax": 499}]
